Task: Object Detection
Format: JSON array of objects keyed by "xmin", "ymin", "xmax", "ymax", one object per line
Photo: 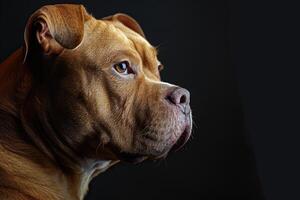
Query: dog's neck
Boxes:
[
  {"xmin": 0, "ymin": 48, "xmax": 116, "ymax": 200},
  {"xmin": 78, "ymin": 160, "xmax": 118, "ymax": 199},
  {"xmin": 0, "ymin": 145, "xmax": 114, "ymax": 200}
]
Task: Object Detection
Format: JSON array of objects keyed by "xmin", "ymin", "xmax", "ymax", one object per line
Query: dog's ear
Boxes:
[
  {"xmin": 103, "ymin": 13, "xmax": 145, "ymax": 38},
  {"xmin": 23, "ymin": 4, "xmax": 89, "ymax": 63}
]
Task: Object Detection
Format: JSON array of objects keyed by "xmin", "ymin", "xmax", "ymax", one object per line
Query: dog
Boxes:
[{"xmin": 0, "ymin": 4, "xmax": 192, "ymax": 200}]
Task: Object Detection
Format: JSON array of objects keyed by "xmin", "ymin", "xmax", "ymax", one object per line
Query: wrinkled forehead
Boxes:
[{"xmin": 82, "ymin": 18, "xmax": 159, "ymax": 75}]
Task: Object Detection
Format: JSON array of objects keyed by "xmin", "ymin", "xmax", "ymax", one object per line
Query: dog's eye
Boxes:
[{"xmin": 114, "ymin": 61, "xmax": 132, "ymax": 75}]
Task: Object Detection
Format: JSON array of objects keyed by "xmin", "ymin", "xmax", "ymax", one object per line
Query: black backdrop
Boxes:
[{"xmin": 2, "ymin": 1, "xmax": 299, "ymax": 200}]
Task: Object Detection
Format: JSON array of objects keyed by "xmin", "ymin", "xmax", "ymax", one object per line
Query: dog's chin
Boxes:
[
  {"xmin": 116, "ymin": 152, "xmax": 148, "ymax": 164},
  {"xmin": 119, "ymin": 126, "xmax": 192, "ymax": 163},
  {"xmin": 112, "ymin": 117, "xmax": 192, "ymax": 164},
  {"xmin": 114, "ymin": 149, "xmax": 169, "ymax": 164},
  {"xmin": 116, "ymin": 151, "xmax": 167, "ymax": 164}
]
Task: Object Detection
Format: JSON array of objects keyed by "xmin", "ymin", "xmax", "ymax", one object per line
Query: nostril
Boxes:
[
  {"xmin": 179, "ymin": 94, "xmax": 187, "ymax": 105},
  {"xmin": 166, "ymin": 87, "xmax": 190, "ymax": 106}
]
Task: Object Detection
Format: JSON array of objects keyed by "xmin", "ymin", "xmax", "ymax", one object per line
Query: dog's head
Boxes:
[{"xmin": 23, "ymin": 4, "xmax": 192, "ymax": 164}]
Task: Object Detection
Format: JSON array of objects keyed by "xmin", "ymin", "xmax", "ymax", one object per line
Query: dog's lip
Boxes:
[
  {"xmin": 106, "ymin": 143, "xmax": 148, "ymax": 164},
  {"xmin": 170, "ymin": 124, "xmax": 192, "ymax": 153}
]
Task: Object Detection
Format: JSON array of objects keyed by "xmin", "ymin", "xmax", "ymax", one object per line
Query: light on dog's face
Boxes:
[{"xmin": 87, "ymin": 23, "xmax": 192, "ymax": 161}]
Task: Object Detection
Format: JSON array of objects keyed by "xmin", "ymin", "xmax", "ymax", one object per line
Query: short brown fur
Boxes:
[{"xmin": 0, "ymin": 4, "xmax": 192, "ymax": 200}]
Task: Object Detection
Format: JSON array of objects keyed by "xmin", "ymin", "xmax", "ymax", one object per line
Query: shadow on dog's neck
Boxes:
[{"xmin": 0, "ymin": 48, "xmax": 116, "ymax": 200}]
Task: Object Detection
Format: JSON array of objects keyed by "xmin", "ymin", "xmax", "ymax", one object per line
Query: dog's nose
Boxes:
[{"xmin": 166, "ymin": 87, "xmax": 190, "ymax": 114}]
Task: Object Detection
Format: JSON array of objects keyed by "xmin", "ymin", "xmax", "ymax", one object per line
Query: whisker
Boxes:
[{"xmin": 95, "ymin": 136, "xmax": 103, "ymax": 155}]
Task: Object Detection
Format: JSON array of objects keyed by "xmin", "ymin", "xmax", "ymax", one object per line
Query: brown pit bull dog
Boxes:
[{"xmin": 0, "ymin": 4, "xmax": 192, "ymax": 200}]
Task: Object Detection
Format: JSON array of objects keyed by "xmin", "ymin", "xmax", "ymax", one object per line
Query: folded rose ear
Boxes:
[
  {"xmin": 103, "ymin": 13, "xmax": 145, "ymax": 38},
  {"xmin": 23, "ymin": 4, "xmax": 89, "ymax": 63}
]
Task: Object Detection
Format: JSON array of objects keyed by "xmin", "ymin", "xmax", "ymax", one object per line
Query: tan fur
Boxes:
[{"xmin": 0, "ymin": 4, "xmax": 192, "ymax": 200}]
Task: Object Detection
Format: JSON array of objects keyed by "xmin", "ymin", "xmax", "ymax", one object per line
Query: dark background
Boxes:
[{"xmin": 1, "ymin": 1, "xmax": 299, "ymax": 200}]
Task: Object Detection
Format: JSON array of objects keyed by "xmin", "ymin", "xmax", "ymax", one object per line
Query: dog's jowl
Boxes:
[{"xmin": 0, "ymin": 4, "xmax": 192, "ymax": 200}]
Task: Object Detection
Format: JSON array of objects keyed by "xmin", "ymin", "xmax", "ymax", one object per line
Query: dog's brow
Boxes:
[{"xmin": 108, "ymin": 50, "xmax": 139, "ymax": 63}]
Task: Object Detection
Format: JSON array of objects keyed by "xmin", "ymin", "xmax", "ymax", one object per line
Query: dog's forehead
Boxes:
[{"xmin": 83, "ymin": 18, "xmax": 159, "ymax": 75}]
